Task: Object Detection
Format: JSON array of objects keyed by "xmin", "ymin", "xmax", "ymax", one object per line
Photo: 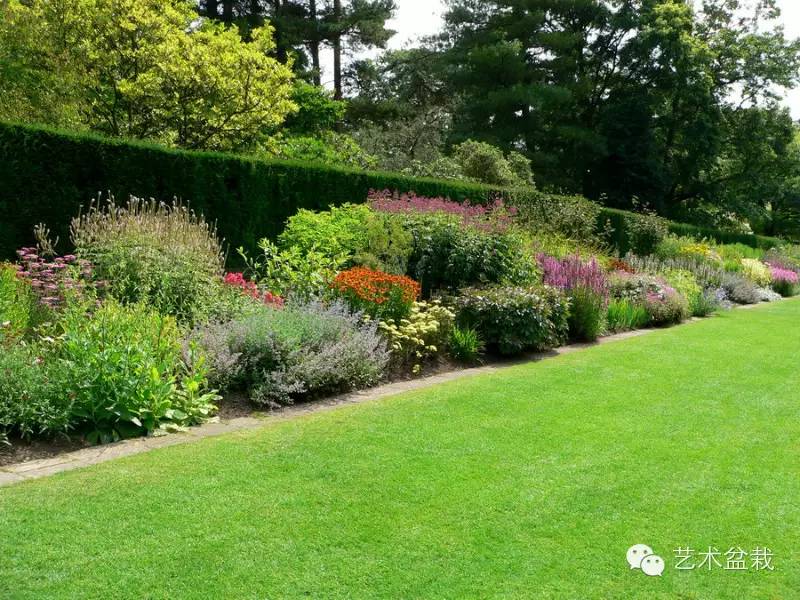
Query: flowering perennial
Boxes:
[
  {"xmin": 538, "ymin": 254, "xmax": 608, "ymax": 298},
  {"xmin": 769, "ymin": 266, "xmax": 798, "ymax": 285},
  {"xmin": 331, "ymin": 267, "xmax": 420, "ymax": 321},
  {"xmin": 368, "ymin": 190, "xmax": 517, "ymax": 232},
  {"xmin": 223, "ymin": 272, "xmax": 284, "ymax": 307},
  {"xmin": 15, "ymin": 247, "xmax": 93, "ymax": 309}
]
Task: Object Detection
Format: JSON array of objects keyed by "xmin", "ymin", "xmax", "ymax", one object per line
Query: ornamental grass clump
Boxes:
[
  {"xmin": 538, "ymin": 254, "xmax": 608, "ymax": 341},
  {"xmin": 71, "ymin": 195, "xmax": 225, "ymax": 324},
  {"xmin": 331, "ymin": 267, "xmax": 421, "ymax": 321},
  {"xmin": 606, "ymin": 298, "xmax": 650, "ymax": 333}
]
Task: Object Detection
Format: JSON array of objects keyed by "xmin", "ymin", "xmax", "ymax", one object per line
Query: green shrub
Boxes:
[
  {"xmin": 606, "ymin": 299, "xmax": 650, "ymax": 333},
  {"xmin": 278, "ymin": 204, "xmax": 412, "ymax": 274},
  {"xmin": 0, "ymin": 342, "xmax": 72, "ymax": 441},
  {"xmin": 402, "ymin": 213, "xmax": 535, "ymax": 296},
  {"xmin": 448, "ymin": 325, "xmax": 485, "ymax": 363},
  {"xmin": 514, "ymin": 192, "xmax": 601, "ymax": 245},
  {"xmin": 52, "ymin": 300, "xmax": 218, "ymax": 443},
  {"xmin": 188, "ymin": 301, "xmax": 389, "ymax": 406},
  {"xmin": 71, "ymin": 196, "xmax": 225, "ymax": 324},
  {"xmin": 455, "ymin": 286, "xmax": 570, "ymax": 356},
  {"xmin": 598, "ymin": 208, "xmax": 669, "ymax": 255},
  {"xmin": 667, "ymin": 221, "xmax": 782, "ymax": 250},
  {"xmin": 0, "ymin": 263, "xmax": 35, "ymax": 343},
  {"xmin": 771, "ymin": 279, "xmax": 798, "ymax": 298},
  {"xmin": 452, "ymin": 140, "xmax": 534, "ymax": 187},
  {"xmin": 240, "ymin": 239, "xmax": 345, "ymax": 300},
  {"xmin": 644, "ymin": 288, "xmax": 689, "ymax": 326}
]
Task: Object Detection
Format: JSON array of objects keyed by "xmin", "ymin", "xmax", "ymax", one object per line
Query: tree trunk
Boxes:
[
  {"xmin": 309, "ymin": 0, "xmax": 321, "ymax": 86},
  {"xmin": 333, "ymin": 0, "xmax": 343, "ymax": 99},
  {"xmin": 206, "ymin": 0, "xmax": 219, "ymax": 18},
  {"xmin": 222, "ymin": 0, "xmax": 234, "ymax": 24}
]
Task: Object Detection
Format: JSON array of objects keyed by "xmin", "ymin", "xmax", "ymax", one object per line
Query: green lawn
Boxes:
[{"xmin": 2, "ymin": 301, "xmax": 800, "ymax": 599}]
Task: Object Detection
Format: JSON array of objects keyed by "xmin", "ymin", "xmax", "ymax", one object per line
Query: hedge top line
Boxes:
[{"xmin": 0, "ymin": 120, "xmax": 783, "ymax": 260}]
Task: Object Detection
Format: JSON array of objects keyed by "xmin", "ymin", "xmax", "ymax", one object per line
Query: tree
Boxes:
[
  {"xmin": 0, "ymin": 0, "xmax": 297, "ymax": 151},
  {"xmin": 438, "ymin": 0, "xmax": 800, "ymax": 220},
  {"xmin": 199, "ymin": 0, "xmax": 396, "ymax": 97}
]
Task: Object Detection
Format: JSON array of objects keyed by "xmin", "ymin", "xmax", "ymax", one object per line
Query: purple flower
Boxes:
[{"xmin": 538, "ymin": 254, "xmax": 609, "ymax": 299}]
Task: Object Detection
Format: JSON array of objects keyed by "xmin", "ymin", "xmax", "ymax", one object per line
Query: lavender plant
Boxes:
[{"xmin": 187, "ymin": 300, "xmax": 390, "ymax": 407}]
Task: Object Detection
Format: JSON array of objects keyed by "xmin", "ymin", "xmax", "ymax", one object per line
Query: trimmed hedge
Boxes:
[
  {"xmin": 0, "ymin": 120, "xmax": 784, "ymax": 261},
  {"xmin": 666, "ymin": 221, "xmax": 782, "ymax": 250},
  {"xmin": 598, "ymin": 207, "xmax": 782, "ymax": 254},
  {"xmin": 0, "ymin": 121, "xmax": 499, "ymax": 260}
]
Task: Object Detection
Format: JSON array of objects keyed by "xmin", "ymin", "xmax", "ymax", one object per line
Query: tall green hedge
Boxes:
[
  {"xmin": 0, "ymin": 121, "xmax": 498, "ymax": 260},
  {"xmin": 597, "ymin": 208, "xmax": 782, "ymax": 254},
  {"xmin": 0, "ymin": 120, "xmax": 784, "ymax": 262}
]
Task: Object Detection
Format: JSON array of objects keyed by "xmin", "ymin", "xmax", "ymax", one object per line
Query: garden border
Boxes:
[{"xmin": 1, "ymin": 300, "xmax": 782, "ymax": 487}]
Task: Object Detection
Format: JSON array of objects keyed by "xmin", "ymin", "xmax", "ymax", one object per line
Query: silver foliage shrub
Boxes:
[{"xmin": 186, "ymin": 300, "xmax": 389, "ymax": 407}]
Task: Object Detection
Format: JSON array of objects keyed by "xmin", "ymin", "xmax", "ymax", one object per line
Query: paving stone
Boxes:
[{"xmin": 0, "ymin": 471, "xmax": 28, "ymax": 486}]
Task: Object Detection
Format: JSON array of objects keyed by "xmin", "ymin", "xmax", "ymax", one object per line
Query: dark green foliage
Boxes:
[
  {"xmin": 513, "ymin": 192, "xmax": 601, "ymax": 244},
  {"xmin": 401, "ymin": 214, "xmax": 534, "ymax": 296},
  {"xmin": 52, "ymin": 300, "xmax": 218, "ymax": 443},
  {"xmin": 0, "ymin": 121, "xmax": 500, "ymax": 261},
  {"xmin": 667, "ymin": 221, "xmax": 782, "ymax": 251},
  {"xmin": 455, "ymin": 286, "xmax": 570, "ymax": 356},
  {"xmin": 597, "ymin": 208, "xmax": 669, "ymax": 255},
  {"xmin": 0, "ymin": 121, "xmax": 785, "ymax": 263}
]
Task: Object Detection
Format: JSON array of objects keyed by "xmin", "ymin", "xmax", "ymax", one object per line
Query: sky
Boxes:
[{"xmin": 325, "ymin": 0, "xmax": 800, "ymax": 118}]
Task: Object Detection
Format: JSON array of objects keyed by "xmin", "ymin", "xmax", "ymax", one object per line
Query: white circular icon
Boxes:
[
  {"xmin": 626, "ymin": 544, "xmax": 654, "ymax": 569},
  {"xmin": 641, "ymin": 555, "xmax": 665, "ymax": 577}
]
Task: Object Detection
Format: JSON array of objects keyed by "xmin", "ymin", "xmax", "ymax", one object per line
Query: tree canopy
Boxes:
[{"xmin": 0, "ymin": 0, "xmax": 297, "ymax": 151}]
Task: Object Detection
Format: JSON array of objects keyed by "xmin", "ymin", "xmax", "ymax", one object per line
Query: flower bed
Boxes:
[{"xmin": 1, "ymin": 190, "xmax": 798, "ymax": 451}]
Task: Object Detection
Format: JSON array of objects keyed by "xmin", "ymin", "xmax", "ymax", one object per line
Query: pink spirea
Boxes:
[
  {"xmin": 368, "ymin": 190, "xmax": 517, "ymax": 233},
  {"xmin": 538, "ymin": 254, "xmax": 609, "ymax": 299}
]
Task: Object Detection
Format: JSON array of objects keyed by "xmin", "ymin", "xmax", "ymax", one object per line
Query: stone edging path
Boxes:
[{"xmin": 0, "ymin": 301, "xmax": 780, "ymax": 487}]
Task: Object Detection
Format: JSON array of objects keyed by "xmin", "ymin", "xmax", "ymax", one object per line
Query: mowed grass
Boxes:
[{"xmin": 2, "ymin": 302, "xmax": 800, "ymax": 599}]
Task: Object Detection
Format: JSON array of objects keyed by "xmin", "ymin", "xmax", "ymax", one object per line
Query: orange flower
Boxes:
[{"xmin": 331, "ymin": 267, "xmax": 420, "ymax": 320}]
